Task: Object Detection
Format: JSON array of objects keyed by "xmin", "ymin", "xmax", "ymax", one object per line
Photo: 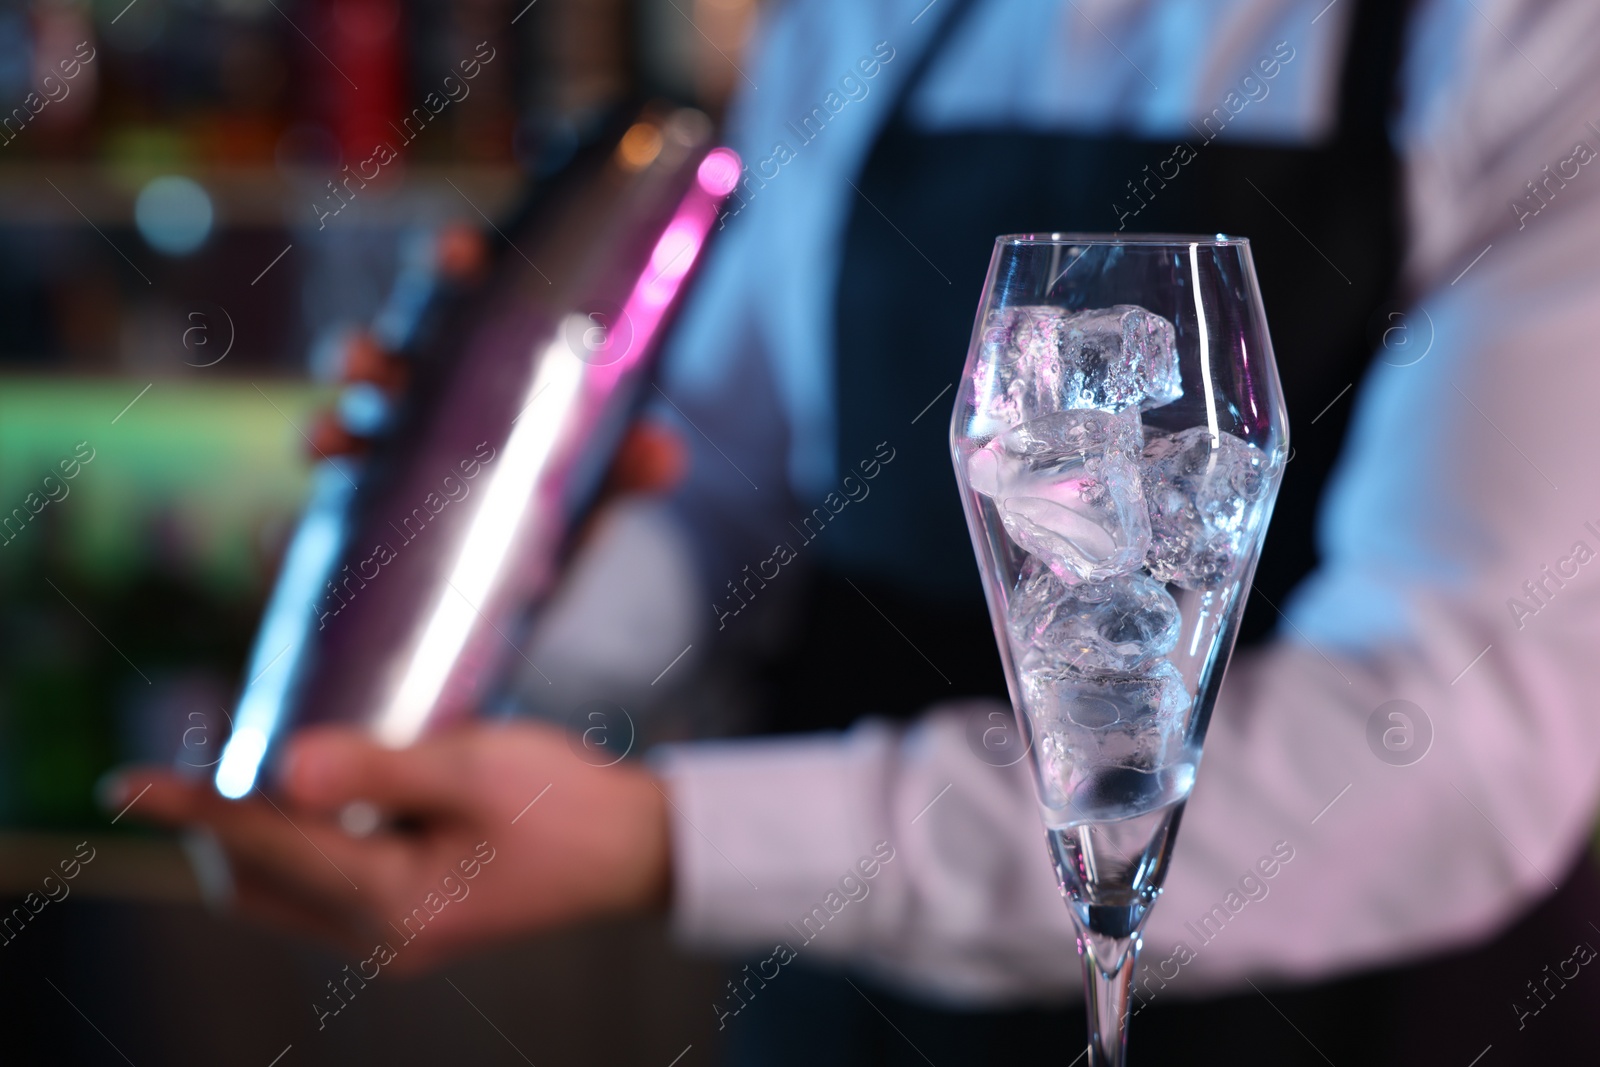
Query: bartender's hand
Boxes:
[{"xmin": 105, "ymin": 722, "xmax": 672, "ymax": 974}]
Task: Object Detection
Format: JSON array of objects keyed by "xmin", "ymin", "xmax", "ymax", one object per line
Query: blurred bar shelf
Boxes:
[
  {"xmin": 0, "ymin": 165, "xmax": 524, "ymax": 227},
  {"xmin": 0, "ymin": 831, "xmax": 199, "ymax": 904}
]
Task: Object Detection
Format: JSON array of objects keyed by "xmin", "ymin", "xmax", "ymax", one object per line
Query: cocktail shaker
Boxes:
[{"xmin": 215, "ymin": 105, "xmax": 739, "ymax": 798}]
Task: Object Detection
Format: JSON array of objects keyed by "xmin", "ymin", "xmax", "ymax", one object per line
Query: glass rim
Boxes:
[{"xmin": 995, "ymin": 232, "xmax": 1250, "ymax": 247}]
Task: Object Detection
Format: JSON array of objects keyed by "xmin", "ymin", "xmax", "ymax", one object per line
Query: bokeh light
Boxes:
[{"xmin": 133, "ymin": 175, "xmax": 214, "ymax": 256}]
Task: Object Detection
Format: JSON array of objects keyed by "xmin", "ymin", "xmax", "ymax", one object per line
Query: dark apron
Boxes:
[
  {"xmin": 732, "ymin": 0, "xmax": 1600, "ymax": 1063},
  {"xmin": 766, "ymin": 0, "xmax": 1407, "ymax": 734}
]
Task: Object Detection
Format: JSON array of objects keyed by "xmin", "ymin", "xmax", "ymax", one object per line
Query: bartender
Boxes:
[{"xmin": 114, "ymin": 0, "xmax": 1600, "ymax": 1062}]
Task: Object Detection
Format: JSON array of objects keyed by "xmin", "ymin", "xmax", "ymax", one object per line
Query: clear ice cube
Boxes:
[
  {"xmin": 1021, "ymin": 659, "xmax": 1193, "ymax": 790},
  {"xmin": 1140, "ymin": 427, "xmax": 1272, "ymax": 590},
  {"xmin": 970, "ymin": 304, "xmax": 1182, "ymax": 436},
  {"xmin": 967, "ymin": 408, "xmax": 1150, "ymax": 583},
  {"xmin": 1008, "ymin": 564, "xmax": 1181, "ymax": 674}
]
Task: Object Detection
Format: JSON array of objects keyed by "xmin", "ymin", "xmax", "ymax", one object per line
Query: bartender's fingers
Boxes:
[
  {"xmin": 112, "ymin": 769, "xmax": 407, "ymax": 904},
  {"xmin": 605, "ymin": 421, "xmax": 687, "ymax": 495},
  {"xmin": 434, "ymin": 221, "xmax": 488, "ymax": 283},
  {"xmin": 342, "ymin": 331, "xmax": 408, "ymax": 393},
  {"xmin": 309, "ymin": 408, "xmax": 367, "ymax": 458},
  {"xmin": 281, "ymin": 727, "xmax": 479, "ymax": 818}
]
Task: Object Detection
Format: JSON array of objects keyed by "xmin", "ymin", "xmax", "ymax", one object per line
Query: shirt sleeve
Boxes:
[{"xmin": 655, "ymin": 0, "xmax": 1600, "ymax": 1005}]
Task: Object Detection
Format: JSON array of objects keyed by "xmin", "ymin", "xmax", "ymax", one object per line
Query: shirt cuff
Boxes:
[{"xmin": 651, "ymin": 722, "xmax": 897, "ymax": 955}]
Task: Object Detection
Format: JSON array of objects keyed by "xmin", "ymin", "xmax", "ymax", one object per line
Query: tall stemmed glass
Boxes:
[{"xmin": 950, "ymin": 235, "xmax": 1288, "ymax": 1064}]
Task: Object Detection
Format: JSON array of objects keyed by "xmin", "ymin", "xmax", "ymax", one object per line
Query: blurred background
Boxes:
[{"xmin": 0, "ymin": 0, "xmax": 755, "ymax": 1061}]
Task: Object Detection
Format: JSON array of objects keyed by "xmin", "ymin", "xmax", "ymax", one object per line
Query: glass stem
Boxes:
[{"xmin": 1078, "ymin": 927, "xmax": 1141, "ymax": 1066}]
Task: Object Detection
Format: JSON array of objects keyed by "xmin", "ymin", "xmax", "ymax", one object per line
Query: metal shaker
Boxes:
[{"xmin": 215, "ymin": 106, "xmax": 739, "ymax": 797}]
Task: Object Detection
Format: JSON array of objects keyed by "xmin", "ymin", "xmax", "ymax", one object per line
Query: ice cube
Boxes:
[
  {"xmin": 1020, "ymin": 659, "xmax": 1193, "ymax": 776},
  {"xmin": 1140, "ymin": 426, "xmax": 1272, "ymax": 590},
  {"xmin": 1063, "ymin": 304, "xmax": 1183, "ymax": 411},
  {"xmin": 967, "ymin": 409, "xmax": 1150, "ymax": 583},
  {"xmin": 1008, "ymin": 565, "xmax": 1181, "ymax": 674},
  {"xmin": 970, "ymin": 304, "xmax": 1182, "ymax": 436}
]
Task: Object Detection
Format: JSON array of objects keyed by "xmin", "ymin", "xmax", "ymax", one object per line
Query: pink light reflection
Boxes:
[
  {"xmin": 590, "ymin": 153, "xmax": 734, "ymax": 391},
  {"xmin": 641, "ymin": 219, "xmax": 703, "ymax": 309},
  {"xmin": 697, "ymin": 148, "xmax": 741, "ymax": 196}
]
